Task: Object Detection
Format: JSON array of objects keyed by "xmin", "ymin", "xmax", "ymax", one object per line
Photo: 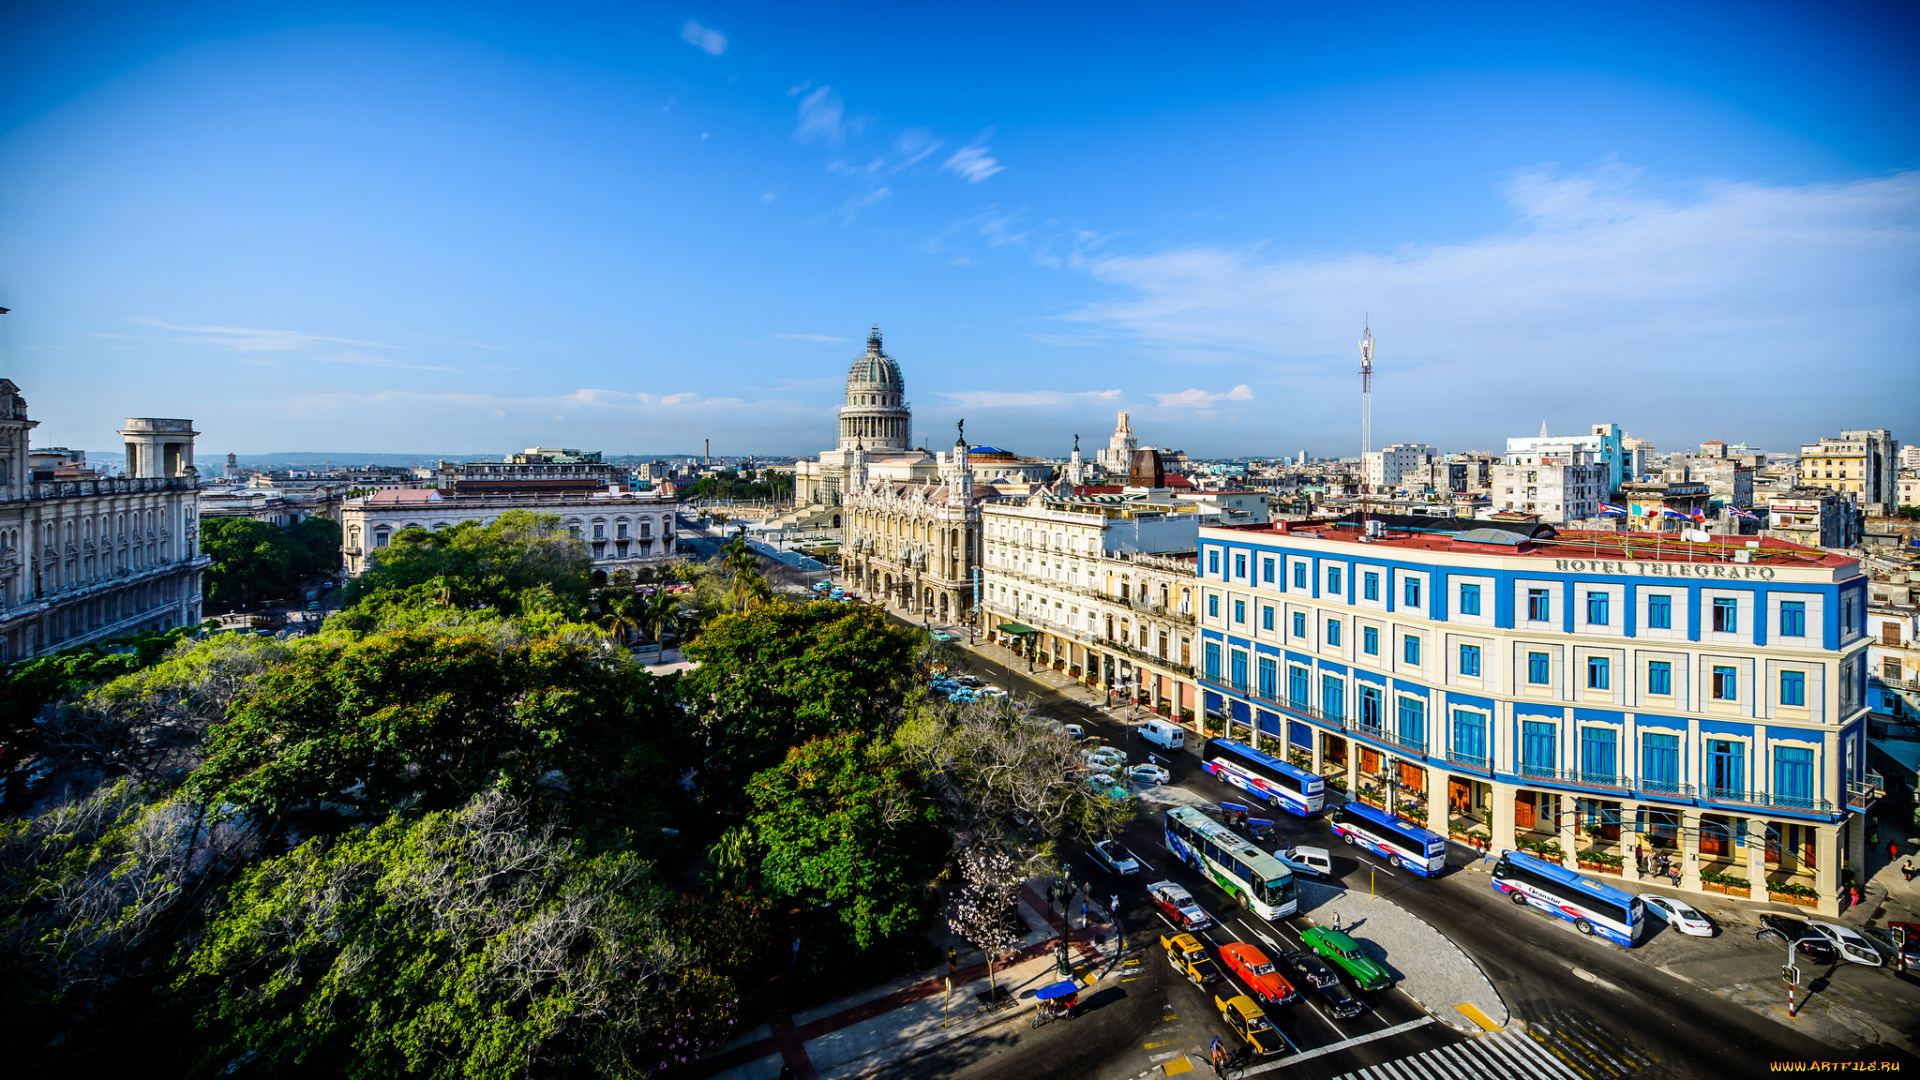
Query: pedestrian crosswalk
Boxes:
[{"xmin": 1330, "ymin": 1014, "xmax": 1656, "ymax": 1080}]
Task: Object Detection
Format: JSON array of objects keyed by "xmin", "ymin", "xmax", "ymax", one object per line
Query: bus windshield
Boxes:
[{"xmin": 1256, "ymin": 876, "xmax": 1295, "ymax": 905}]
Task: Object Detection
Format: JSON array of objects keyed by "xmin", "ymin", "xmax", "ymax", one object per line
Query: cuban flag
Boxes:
[{"xmin": 1598, "ymin": 502, "xmax": 1628, "ymax": 516}]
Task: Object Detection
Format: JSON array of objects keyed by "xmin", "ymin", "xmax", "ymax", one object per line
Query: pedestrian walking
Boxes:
[
  {"xmin": 948, "ymin": 946, "xmax": 959, "ymax": 974},
  {"xmin": 1903, "ymin": 860, "xmax": 1915, "ymax": 883},
  {"xmin": 1849, "ymin": 884, "xmax": 1860, "ymax": 908},
  {"xmin": 1110, "ymin": 894, "xmax": 1120, "ymax": 919},
  {"xmin": 1891, "ymin": 840, "xmax": 1900, "ymax": 865},
  {"xmin": 1869, "ymin": 824, "xmax": 1880, "ymax": 847}
]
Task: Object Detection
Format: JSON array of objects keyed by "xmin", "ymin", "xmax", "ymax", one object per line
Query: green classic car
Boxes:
[{"xmin": 1301, "ymin": 927, "xmax": 1391, "ymax": 991}]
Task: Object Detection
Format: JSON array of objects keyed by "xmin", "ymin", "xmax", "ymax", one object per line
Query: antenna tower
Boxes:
[{"xmin": 1359, "ymin": 320, "xmax": 1374, "ymax": 483}]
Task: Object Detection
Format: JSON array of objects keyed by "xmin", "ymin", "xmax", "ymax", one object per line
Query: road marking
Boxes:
[
  {"xmin": 1454, "ymin": 1003, "xmax": 1501, "ymax": 1031},
  {"xmin": 1237, "ymin": 1016, "xmax": 1434, "ymax": 1074},
  {"xmin": 1144, "ymin": 1040, "xmax": 1173, "ymax": 1049},
  {"xmin": 1162, "ymin": 1056, "xmax": 1195, "ymax": 1075},
  {"xmin": 1236, "ymin": 916, "xmax": 1281, "ymax": 952},
  {"xmin": 1520, "ymin": 1025, "xmax": 1592, "ymax": 1080}
]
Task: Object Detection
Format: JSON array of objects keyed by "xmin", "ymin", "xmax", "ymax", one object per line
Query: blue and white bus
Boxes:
[
  {"xmin": 1202, "ymin": 739, "xmax": 1325, "ymax": 817},
  {"xmin": 1165, "ymin": 807, "xmax": 1298, "ymax": 919},
  {"xmin": 1327, "ymin": 801, "xmax": 1447, "ymax": 875},
  {"xmin": 1490, "ymin": 850, "xmax": 1644, "ymax": 947}
]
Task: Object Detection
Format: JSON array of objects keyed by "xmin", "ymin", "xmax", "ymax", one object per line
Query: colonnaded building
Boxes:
[
  {"xmin": 1195, "ymin": 513, "xmax": 1874, "ymax": 915},
  {"xmin": 0, "ymin": 380, "xmax": 209, "ymax": 660}
]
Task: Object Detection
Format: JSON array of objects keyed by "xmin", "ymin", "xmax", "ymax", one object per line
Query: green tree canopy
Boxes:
[
  {"xmin": 201, "ymin": 517, "xmax": 298, "ymax": 607},
  {"xmin": 174, "ymin": 791, "xmax": 735, "ymax": 1079},
  {"xmin": 183, "ymin": 630, "xmax": 683, "ymax": 841},
  {"xmin": 681, "ymin": 604, "xmax": 920, "ymax": 800},
  {"xmin": 745, "ymin": 732, "xmax": 947, "ymax": 948},
  {"xmin": 340, "ymin": 510, "xmax": 590, "ymax": 622}
]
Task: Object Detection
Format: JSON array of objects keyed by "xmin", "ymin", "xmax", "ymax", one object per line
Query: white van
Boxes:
[
  {"xmin": 1277, "ymin": 846, "xmax": 1333, "ymax": 878},
  {"xmin": 1140, "ymin": 719, "xmax": 1185, "ymax": 750}
]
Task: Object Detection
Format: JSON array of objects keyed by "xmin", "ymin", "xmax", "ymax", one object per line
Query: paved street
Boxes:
[{"xmin": 898, "ymin": 626, "xmax": 1920, "ymax": 1080}]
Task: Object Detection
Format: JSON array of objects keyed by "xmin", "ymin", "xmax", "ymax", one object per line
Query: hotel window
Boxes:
[
  {"xmin": 1527, "ymin": 651, "xmax": 1550, "ymax": 685},
  {"xmin": 1230, "ymin": 649, "xmax": 1249, "ymax": 691},
  {"xmin": 1586, "ymin": 656, "xmax": 1610, "ymax": 690},
  {"xmin": 1647, "ymin": 593, "xmax": 1672, "ymax": 630},
  {"xmin": 1642, "ymin": 732, "xmax": 1680, "ymax": 792},
  {"xmin": 1402, "ymin": 634, "xmax": 1421, "ymax": 665},
  {"xmin": 1262, "ymin": 605, "xmax": 1275, "ymax": 632},
  {"xmin": 1322, "ymin": 675, "xmax": 1345, "ymax": 719},
  {"xmin": 1526, "ymin": 588, "xmax": 1550, "ymax": 622},
  {"xmin": 1363, "ymin": 572, "xmax": 1379, "ymax": 601},
  {"xmin": 1292, "ymin": 611, "xmax": 1307, "ymax": 638},
  {"xmin": 1362, "ymin": 627, "xmax": 1379, "ymax": 656},
  {"xmin": 1706, "ymin": 739, "xmax": 1745, "ymax": 797},
  {"xmin": 1397, "ymin": 696, "xmax": 1425, "ymax": 746},
  {"xmin": 1711, "ymin": 664, "xmax": 1738, "ymax": 701},
  {"xmin": 1204, "ymin": 642, "xmax": 1221, "ymax": 680},
  {"xmin": 1257, "ymin": 656, "xmax": 1277, "ymax": 699},
  {"xmin": 1773, "ymin": 747, "xmax": 1814, "ymax": 808},
  {"xmin": 1780, "ymin": 670, "xmax": 1806, "ymax": 707},
  {"xmin": 1712, "ymin": 597, "xmax": 1738, "ymax": 634},
  {"xmin": 1328, "ymin": 566, "xmax": 1343, "ymax": 594},
  {"xmin": 1289, "ymin": 665, "xmax": 1309, "ymax": 708},
  {"xmin": 1235, "ymin": 553, "xmax": 1248, "ymax": 579},
  {"xmin": 1262, "ymin": 557, "xmax": 1276, "ymax": 584},
  {"xmin": 1405, "ymin": 577, "xmax": 1421, "ymax": 608},
  {"xmin": 1579, "ymin": 727, "xmax": 1617, "ymax": 781},
  {"xmin": 1586, "ymin": 591, "xmax": 1609, "ymax": 626},
  {"xmin": 1326, "ymin": 619, "xmax": 1341, "ymax": 646},
  {"xmin": 1208, "ymin": 550, "xmax": 1220, "ymax": 576},
  {"xmin": 1459, "ymin": 583, "xmax": 1481, "ymax": 616},
  {"xmin": 1233, "ymin": 599, "xmax": 1247, "ymax": 625},
  {"xmin": 1459, "ymin": 643, "xmax": 1481, "ymax": 676},
  {"xmin": 1450, "ymin": 709, "xmax": 1487, "ymax": 765},
  {"xmin": 1520, "ymin": 720, "xmax": 1556, "ymax": 776},
  {"xmin": 1358, "ymin": 685, "xmax": 1382, "ymax": 731},
  {"xmin": 1647, "ymin": 660, "xmax": 1673, "ymax": 695},
  {"xmin": 1208, "ymin": 595, "xmax": 1220, "ymax": 618},
  {"xmin": 1779, "ymin": 601, "xmax": 1806, "ymax": 638},
  {"xmin": 1293, "ymin": 562, "xmax": 1307, "ymax": 589}
]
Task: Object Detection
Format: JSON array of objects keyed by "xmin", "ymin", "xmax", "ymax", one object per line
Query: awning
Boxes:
[{"xmin": 997, "ymin": 622, "xmax": 1039, "ymax": 635}]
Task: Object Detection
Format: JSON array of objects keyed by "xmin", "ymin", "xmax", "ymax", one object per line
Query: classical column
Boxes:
[
  {"xmin": 1816, "ymin": 821, "xmax": 1842, "ymax": 917},
  {"xmin": 1558, "ymin": 796, "xmax": 1579, "ymax": 870},
  {"xmin": 1678, "ymin": 808, "xmax": 1702, "ymax": 892},
  {"xmin": 1745, "ymin": 824, "xmax": 1768, "ymax": 903},
  {"xmin": 1490, "ymin": 779, "xmax": 1518, "ymax": 853}
]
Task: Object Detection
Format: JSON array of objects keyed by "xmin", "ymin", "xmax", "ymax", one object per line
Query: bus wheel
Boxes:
[
  {"xmin": 1388, "ymin": 855, "xmax": 1402, "ymax": 870},
  {"xmin": 1343, "ymin": 833, "xmax": 1356, "ymax": 845},
  {"xmin": 1510, "ymin": 890, "xmax": 1529, "ymax": 906},
  {"xmin": 1575, "ymin": 918, "xmax": 1594, "ymax": 935}
]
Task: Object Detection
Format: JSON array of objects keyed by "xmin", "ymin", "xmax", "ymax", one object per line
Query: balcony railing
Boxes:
[
  {"xmin": 1513, "ymin": 765, "xmax": 1634, "ymax": 793},
  {"xmin": 1444, "ymin": 750, "xmax": 1491, "ymax": 773}
]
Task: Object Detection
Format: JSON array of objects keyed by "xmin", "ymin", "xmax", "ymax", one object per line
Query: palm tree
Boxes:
[
  {"xmin": 601, "ymin": 593, "xmax": 644, "ymax": 645},
  {"xmin": 639, "ymin": 589, "xmax": 681, "ymax": 645}
]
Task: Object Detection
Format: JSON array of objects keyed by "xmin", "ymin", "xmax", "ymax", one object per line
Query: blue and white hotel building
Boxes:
[{"xmin": 1195, "ymin": 514, "xmax": 1875, "ymax": 914}]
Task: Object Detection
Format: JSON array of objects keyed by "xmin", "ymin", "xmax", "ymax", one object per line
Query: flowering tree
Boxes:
[{"xmin": 946, "ymin": 845, "xmax": 1023, "ymax": 998}]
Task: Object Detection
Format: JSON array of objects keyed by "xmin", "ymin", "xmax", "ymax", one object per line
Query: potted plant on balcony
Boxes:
[
  {"xmin": 1287, "ymin": 749, "xmax": 1311, "ymax": 770},
  {"xmin": 1766, "ymin": 879, "xmax": 1819, "ymax": 907},
  {"xmin": 1699, "ymin": 868, "xmax": 1751, "ymax": 895},
  {"xmin": 1068, "ymin": 665, "xmax": 1080, "ymax": 677},
  {"xmin": 1328, "ymin": 775, "xmax": 1349, "ymax": 792},
  {"xmin": 1399, "ymin": 805, "xmax": 1428, "ymax": 825},
  {"xmin": 1576, "ymin": 849, "xmax": 1624, "ymax": 875},
  {"xmin": 1356, "ymin": 784, "xmax": 1385, "ymax": 810}
]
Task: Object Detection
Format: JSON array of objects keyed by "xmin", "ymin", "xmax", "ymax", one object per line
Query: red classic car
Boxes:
[{"xmin": 1220, "ymin": 942, "xmax": 1297, "ymax": 1005}]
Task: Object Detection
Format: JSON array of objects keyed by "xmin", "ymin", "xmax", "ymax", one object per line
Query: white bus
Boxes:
[
  {"xmin": 1164, "ymin": 806, "xmax": 1298, "ymax": 919},
  {"xmin": 1327, "ymin": 801, "xmax": 1447, "ymax": 876},
  {"xmin": 1490, "ymin": 849, "xmax": 1644, "ymax": 947}
]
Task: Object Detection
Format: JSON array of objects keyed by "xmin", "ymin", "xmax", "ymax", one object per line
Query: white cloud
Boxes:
[
  {"xmin": 942, "ymin": 137, "xmax": 1005, "ymax": 183},
  {"xmin": 772, "ymin": 332, "xmax": 851, "ymax": 342},
  {"xmin": 1153, "ymin": 385, "xmax": 1254, "ymax": 408},
  {"xmin": 681, "ymin": 20, "xmax": 728, "ymax": 56},
  {"xmin": 795, "ymin": 86, "xmax": 857, "ymax": 147},
  {"xmin": 940, "ymin": 388, "xmax": 1123, "ymax": 408},
  {"xmin": 130, "ymin": 318, "xmax": 396, "ymax": 353},
  {"xmin": 1064, "ymin": 164, "xmax": 1920, "ymax": 447}
]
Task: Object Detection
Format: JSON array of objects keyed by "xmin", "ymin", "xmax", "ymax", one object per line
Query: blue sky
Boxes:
[{"xmin": 2, "ymin": 1, "xmax": 1916, "ymax": 460}]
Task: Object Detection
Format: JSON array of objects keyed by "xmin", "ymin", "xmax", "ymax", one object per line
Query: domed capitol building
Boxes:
[{"xmin": 790, "ymin": 328, "xmax": 1050, "ymax": 507}]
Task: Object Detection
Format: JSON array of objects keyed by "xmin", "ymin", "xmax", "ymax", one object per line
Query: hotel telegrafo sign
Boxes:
[{"xmin": 1553, "ymin": 558, "xmax": 1776, "ymax": 580}]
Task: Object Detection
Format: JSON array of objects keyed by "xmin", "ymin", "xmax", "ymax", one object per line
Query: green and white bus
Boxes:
[{"xmin": 1164, "ymin": 806, "xmax": 1298, "ymax": 919}]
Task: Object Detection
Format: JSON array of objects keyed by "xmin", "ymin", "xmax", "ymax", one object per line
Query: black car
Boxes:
[
  {"xmin": 1758, "ymin": 914, "xmax": 1837, "ymax": 965},
  {"xmin": 1285, "ymin": 950, "xmax": 1340, "ymax": 990},
  {"xmin": 1309, "ymin": 971, "xmax": 1365, "ymax": 1018}
]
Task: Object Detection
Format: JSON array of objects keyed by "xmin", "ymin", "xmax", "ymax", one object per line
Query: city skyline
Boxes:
[{"xmin": 4, "ymin": 1, "xmax": 1917, "ymax": 456}]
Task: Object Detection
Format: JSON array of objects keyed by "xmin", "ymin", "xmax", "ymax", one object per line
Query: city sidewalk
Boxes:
[{"xmin": 696, "ymin": 881, "xmax": 1115, "ymax": 1080}]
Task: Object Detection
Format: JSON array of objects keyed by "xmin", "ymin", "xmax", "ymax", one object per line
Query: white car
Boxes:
[
  {"xmin": 1148, "ymin": 880, "xmax": 1214, "ymax": 931},
  {"xmin": 1084, "ymin": 748, "xmax": 1127, "ymax": 770},
  {"xmin": 1277, "ymin": 846, "xmax": 1333, "ymax": 878},
  {"xmin": 1128, "ymin": 763, "xmax": 1171, "ymax": 786},
  {"xmin": 1062, "ymin": 723, "xmax": 1086, "ymax": 742},
  {"xmin": 1090, "ymin": 839, "xmax": 1141, "ymax": 876},
  {"xmin": 1638, "ymin": 894, "xmax": 1715, "ymax": 937},
  {"xmin": 1808, "ymin": 922, "xmax": 1883, "ymax": 966}
]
